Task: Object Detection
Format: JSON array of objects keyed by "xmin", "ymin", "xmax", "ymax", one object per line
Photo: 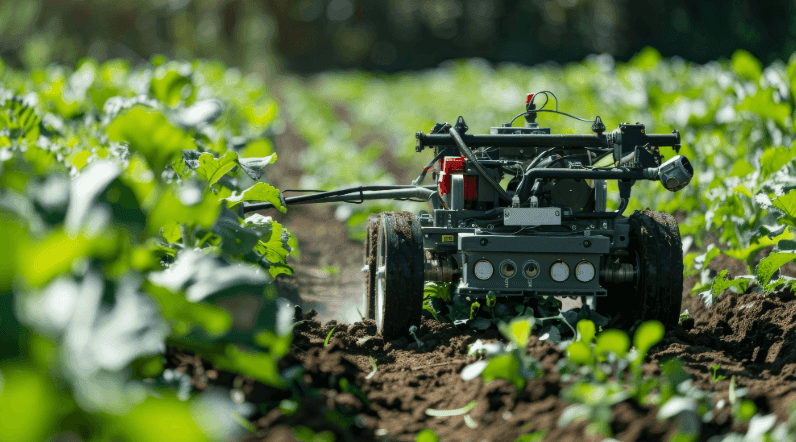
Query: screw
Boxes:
[
  {"xmin": 602, "ymin": 222, "xmax": 608, "ymax": 229},
  {"xmin": 554, "ymin": 210, "xmax": 560, "ymax": 216},
  {"xmin": 519, "ymin": 149, "xmax": 524, "ymax": 153},
  {"xmin": 584, "ymin": 240, "xmax": 592, "ymax": 248},
  {"xmin": 571, "ymin": 225, "xmax": 577, "ymax": 231},
  {"xmin": 424, "ymin": 234, "xmax": 429, "ymax": 238},
  {"xmin": 589, "ymin": 224, "xmax": 595, "ymax": 229},
  {"xmin": 480, "ymin": 238, "xmax": 488, "ymax": 246}
]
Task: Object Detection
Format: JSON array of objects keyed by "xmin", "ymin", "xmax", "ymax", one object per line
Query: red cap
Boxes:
[{"xmin": 526, "ymin": 93, "xmax": 534, "ymax": 104}]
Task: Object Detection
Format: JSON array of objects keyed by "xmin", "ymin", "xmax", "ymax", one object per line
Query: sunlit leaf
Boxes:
[
  {"xmin": 150, "ymin": 67, "xmax": 194, "ymax": 107},
  {"xmin": 594, "ymin": 329, "xmax": 630, "ymax": 361},
  {"xmin": 107, "ymin": 107, "xmax": 196, "ymax": 173},
  {"xmin": 566, "ymin": 341, "xmax": 593, "ymax": 366},
  {"xmin": 731, "ymin": 49, "xmax": 763, "ymax": 82},
  {"xmin": 195, "ymin": 151, "xmax": 238, "ymax": 186},
  {"xmin": 756, "ymin": 252, "xmax": 796, "ymax": 286},
  {"xmin": 633, "ymin": 320, "xmax": 665, "ymax": 358},
  {"xmin": 223, "ymin": 182, "xmax": 285, "ymax": 212}
]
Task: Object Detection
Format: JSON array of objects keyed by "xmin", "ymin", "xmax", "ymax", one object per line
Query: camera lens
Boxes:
[{"xmin": 524, "ymin": 262, "xmax": 539, "ymax": 278}]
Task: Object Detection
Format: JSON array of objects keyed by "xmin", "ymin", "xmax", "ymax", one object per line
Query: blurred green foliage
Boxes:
[{"xmin": 0, "ymin": 57, "xmax": 294, "ymax": 441}]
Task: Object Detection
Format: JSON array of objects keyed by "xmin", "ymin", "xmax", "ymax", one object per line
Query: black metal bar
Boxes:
[
  {"xmin": 523, "ymin": 167, "xmax": 659, "ymax": 181},
  {"xmin": 417, "ymin": 133, "xmax": 607, "ymax": 149},
  {"xmin": 415, "ymin": 131, "xmax": 681, "ymax": 150}
]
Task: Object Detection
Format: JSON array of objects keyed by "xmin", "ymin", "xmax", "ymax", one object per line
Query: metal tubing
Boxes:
[{"xmin": 242, "ymin": 187, "xmax": 435, "ymax": 212}]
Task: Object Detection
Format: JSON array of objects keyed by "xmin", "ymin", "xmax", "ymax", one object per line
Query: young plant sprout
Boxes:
[{"xmin": 409, "ymin": 325, "xmax": 424, "ymax": 348}]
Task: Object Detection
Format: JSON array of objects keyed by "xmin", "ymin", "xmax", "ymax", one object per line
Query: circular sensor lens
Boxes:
[
  {"xmin": 500, "ymin": 260, "xmax": 517, "ymax": 278},
  {"xmin": 474, "ymin": 259, "xmax": 494, "ymax": 280},
  {"xmin": 523, "ymin": 261, "xmax": 540, "ymax": 279},
  {"xmin": 575, "ymin": 261, "xmax": 596, "ymax": 282},
  {"xmin": 550, "ymin": 261, "xmax": 570, "ymax": 282}
]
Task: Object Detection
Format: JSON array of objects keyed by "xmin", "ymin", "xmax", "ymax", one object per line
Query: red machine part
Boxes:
[{"xmin": 438, "ymin": 156, "xmax": 477, "ymax": 201}]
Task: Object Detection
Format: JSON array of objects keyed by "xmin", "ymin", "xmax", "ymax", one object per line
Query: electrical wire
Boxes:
[{"xmin": 509, "ymin": 109, "xmax": 595, "ymax": 126}]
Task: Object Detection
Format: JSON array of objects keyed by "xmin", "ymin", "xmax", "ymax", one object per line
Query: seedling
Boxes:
[
  {"xmin": 711, "ymin": 364, "xmax": 727, "ymax": 383},
  {"xmin": 408, "ymin": 325, "xmax": 424, "ymax": 348},
  {"xmin": 324, "ymin": 327, "xmax": 336, "ymax": 347},
  {"xmin": 244, "ymin": 95, "xmax": 693, "ymax": 339},
  {"xmin": 366, "ymin": 356, "xmax": 378, "ymax": 380},
  {"xmin": 679, "ymin": 309, "xmax": 690, "ymax": 324}
]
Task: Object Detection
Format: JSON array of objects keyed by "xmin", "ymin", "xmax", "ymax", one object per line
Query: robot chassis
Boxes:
[{"xmin": 243, "ymin": 94, "xmax": 694, "ymax": 340}]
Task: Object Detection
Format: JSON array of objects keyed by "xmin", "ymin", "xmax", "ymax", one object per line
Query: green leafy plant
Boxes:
[
  {"xmin": 461, "ymin": 316, "xmax": 543, "ymax": 392},
  {"xmin": 711, "ymin": 364, "xmax": 728, "ymax": 383}
]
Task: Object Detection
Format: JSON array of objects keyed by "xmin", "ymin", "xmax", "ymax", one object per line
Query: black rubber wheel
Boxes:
[
  {"xmin": 598, "ymin": 209, "xmax": 683, "ymax": 328},
  {"xmin": 363, "ymin": 214, "xmax": 380, "ymax": 320},
  {"xmin": 374, "ymin": 211, "xmax": 425, "ymax": 340}
]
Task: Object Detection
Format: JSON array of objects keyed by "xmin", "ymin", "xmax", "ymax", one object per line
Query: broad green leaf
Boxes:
[
  {"xmin": 195, "ymin": 151, "xmax": 238, "ymax": 186},
  {"xmin": 211, "ymin": 345, "xmax": 283, "ymax": 387},
  {"xmin": 629, "ymin": 46, "xmax": 661, "ymax": 69},
  {"xmin": 0, "ymin": 366, "xmax": 64, "ymax": 442},
  {"xmin": 224, "ymin": 182, "xmax": 286, "ymax": 213},
  {"xmin": 594, "ymin": 329, "xmax": 630, "ymax": 361},
  {"xmin": 514, "ymin": 430, "xmax": 547, "ymax": 442},
  {"xmin": 107, "ymin": 107, "xmax": 196, "ymax": 173},
  {"xmin": 709, "ymin": 270, "xmax": 751, "ymax": 299},
  {"xmin": 759, "ymin": 146, "xmax": 794, "ymax": 179},
  {"xmin": 725, "ymin": 229, "xmax": 794, "ymax": 264},
  {"xmin": 150, "ymin": 68, "xmax": 194, "ymax": 107},
  {"xmin": 729, "ymin": 159, "xmax": 755, "ymax": 177},
  {"xmin": 756, "ymin": 252, "xmax": 796, "ymax": 285},
  {"xmin": 248, "ymin": 216, "xmax": 294, "ymax": 277},
  {"xmin": 731, "ymin": 49, "xmax": 763, "ymax": 82},
  {"xmin": 576, "ymin": 319, "xmax": 596, "ymax": 343},
  {"xmin": 481, "ymin": 354, "xmax": 524, "ymax": 392},
  {"xmin": 772, "ymin": 189, "xmax": 796, "ymax": 227},
  {"xmin": 116, "ymin": 395, "xmax": 212, "ymax": 442},
  {"xmin": 633, "ymin": 320, "xmax": 664, "ymax": 357},
  {"xmin": 566, "ymin": 341, "xmax": 593, "ymax": 366},
  {"xmin": 423, "ymin": 282, "xmax": 451, "ymax": 301},
  {"xmin": 415, "ymin": 429, "xmax": 440, "ymax": 442},
  {"xmin": 18, "ymin": 229, "xmax": 118, "ymax": 287},
  {"xmin": 161, "ymin": 221, "xmax": 182, "ymax": 243},
  {"xmin": 499, "ymin": 317, "xmax": 534, "ymax": 347},
  {"xmin": 737, "ymin": 88, "xmax": 792, "ymax": 128},
  {"xmin": 145, "ymin": 283, "xmax": 233, "ymax": 337},
  {"xmin": 243, "ymin": 100, "xmax": 278, "ymax": 127},
  {"xmin": 148, "ymin": 250, "xmax": 270, "ymax": 303},
  {"xmin": 0, "ymin": 98, "xmax": 41, "ymax": 144},
  {"xmin": 238, "ymin": 154, "xmax": 277, "ymax": 181},
  {"xmin": 211, "ymin": 208, "xmax": 261, "ymax": 257},
  {"xmin": 147, "ymin": 187, "xmax": 221, "ymax": 235}
]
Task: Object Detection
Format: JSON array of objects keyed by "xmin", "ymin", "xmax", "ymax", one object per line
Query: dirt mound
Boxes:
[{"xmin": 650, "ymin": 286, "xmax": 796, "ymax": 425}]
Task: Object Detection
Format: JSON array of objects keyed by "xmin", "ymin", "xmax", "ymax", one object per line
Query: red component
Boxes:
[
  {"xmin": 526, "ymin": 93, "xmax": 534, "ymax": 104},
  {"xmin": 438, "ymin": 156, "xmax": 477, "ymax": 202}
]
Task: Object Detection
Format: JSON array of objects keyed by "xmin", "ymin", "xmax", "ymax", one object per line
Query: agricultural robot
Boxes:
[{"xmin": 243, "ymin": 93, "xmax": 694, "ymax": 340}]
